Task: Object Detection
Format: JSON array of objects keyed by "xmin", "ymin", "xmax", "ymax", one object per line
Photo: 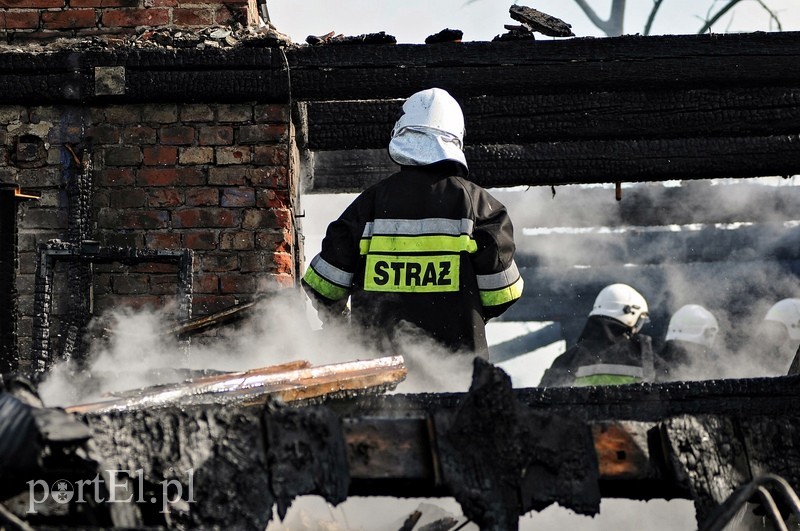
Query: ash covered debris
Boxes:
[
  {"xmin": 305, "ymin": 31, "xmax": 397, "ymax": 46},
  {"xmin": 0, "ymin": 22, "xmax": 292, "ymax": 54}
]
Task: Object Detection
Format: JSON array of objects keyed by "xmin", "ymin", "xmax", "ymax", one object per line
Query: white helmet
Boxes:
[
  {"xmin": 764, "ymin": 298, "xmax": 800, "ymax": 341},
  {"xmin": 665, "ymin": 304, "xmax": 719, "ymax": 348},
  {"xmin": 388, "ymin": 88, "xmax": 468, "ymax": 170},
  {"xmin": 589, "ymin": 283, "xmax": 649, "ymax": 332}
]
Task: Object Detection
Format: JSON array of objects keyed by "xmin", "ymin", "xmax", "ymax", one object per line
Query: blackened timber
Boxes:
[
  {"xmin": 304, "ymin": 87, "xmax": 800, "ymax": 150},
  {"xmin": 309, "ymin": 135, "xmax": 800, "ymax": 191},
  {"xmin": 286, "ymin": 32, "xmax": 800, "ymax": 100}
]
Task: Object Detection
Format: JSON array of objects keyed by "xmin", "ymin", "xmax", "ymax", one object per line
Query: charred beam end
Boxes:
[
  {"xmin": 434, "ymin": 358, "xmax": 600, "ymax": 528},
  {"xmin": 307, "ymin": 136, "xmax": 800, "ymax": 192},
  {"xmin": 508, "ymin": 5, "xmax": 575, "ymax": 37}
]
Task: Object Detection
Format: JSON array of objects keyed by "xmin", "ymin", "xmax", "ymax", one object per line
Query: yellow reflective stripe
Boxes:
[
  {"xmin": 574, "ymin": 374, "xmax": 640, "ymax": 387},
  {"xmin": 360, "ymin": 235, "xmax": 478, "ymax": 255},
  {"xmin": 364, "ymin": 255, "xmax": 460, "ymax": 293},
  {"xmin": 479, "ymin": 276, "xmax": 524, "ymax": 307},
  {"xmin": 303, "ymin": 267, "xmax": 350, "ymax": 301}
]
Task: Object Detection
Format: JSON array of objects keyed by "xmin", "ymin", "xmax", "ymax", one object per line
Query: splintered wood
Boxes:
[{"xmin": 66, "ymin": 355, "xmax": 407, "ymax": 414}]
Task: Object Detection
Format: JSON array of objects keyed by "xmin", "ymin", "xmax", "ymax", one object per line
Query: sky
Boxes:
[{"xmin": 269, "ymin": 0, "xmax": 800, "ymax": 44}]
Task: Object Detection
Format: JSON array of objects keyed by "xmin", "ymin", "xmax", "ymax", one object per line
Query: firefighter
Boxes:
[
  {"xmin": 539, "ymin": 283, "xmax": 653, "ymax": 387},
  {"xmin": 654, "ymin": 304, "xmax": 719, "ymax": 382},
  {"xmin": 754, "ymin": 298, "xmax": 800, "ymax": 375},
  {"xmin": 301, "ymin": 87, "xmax": 524, "ymax": 357}
]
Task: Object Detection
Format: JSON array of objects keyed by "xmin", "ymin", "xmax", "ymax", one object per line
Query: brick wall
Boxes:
[
  {"xmin": 1, "ymin": 100, "xmax": 298, "ymax": 372},
  {"xmin": 0, "ymin": 0, "xmax": 250, "ymax": 42}
]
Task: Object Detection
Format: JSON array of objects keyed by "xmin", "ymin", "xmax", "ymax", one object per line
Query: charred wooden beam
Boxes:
[
  {"xmin": 508, "ymin": 5, "xmax": 574, "ymax": 37},
  {"xmin": 65, "ymin": 355, "xmax": 407, "ymax": 414},
  {"xmin": 308, "ymin": 134, "xmax": 800, "ymax": 191},
  {"xmin": 303, "ymin": 87, "xmax": 800, "ymax": 150},
  {"xmin": 74, "ymin": 369, "xmax": 800, "ymax": 529},
  {"xmin": 285, "ymin": 32, "xmax": 800, "ymax": 100}
]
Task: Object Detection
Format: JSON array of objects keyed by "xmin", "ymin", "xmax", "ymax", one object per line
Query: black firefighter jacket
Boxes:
[
  {"xmin": 539, "ymin": 316, "xmax": 654, "ymax": 387},
  {"xmin": 302, "ymin": 163, "xmax": 524, "ymax": 356}
]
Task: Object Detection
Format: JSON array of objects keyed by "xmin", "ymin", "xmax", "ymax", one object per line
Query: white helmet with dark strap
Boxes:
[
  {"xmin": 665, "ymin": 304, "xmax": 719, "ymax": 348},
  {"xmin": 589, "ymin": 283, "xmax": 649, "ymax": 333},
  {"xmin": 388, "ymin": 88, "xmax": 468, "ymax": 170},
  {"xmin": 764, "ymin": 298, "xmax": 800, "ymax": 341}
]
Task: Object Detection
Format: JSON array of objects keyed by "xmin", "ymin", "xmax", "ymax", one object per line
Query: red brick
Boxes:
[
  {"xmin": 198, "ymin": 126, "xmax": 233, "ymax": 146},
  {"xmin": 147, "ymin": 188, "xmax": 183, "ymax": 208},
  {"xmin": 195, "ymin": 273, "xmax": 219, "ymax": 294},
  {"xmin": 256, "ymin": 230, "xmax": 292, "ymax": 252},
  {"xmin": 112, "ymin": 274, "xmax": 150, "ymax": 295},
  {"xmin": 183, "ymin": 230, "xmax": 218, "ymax": 250},
  {"xmin": 186, "ymin": 187, "xmax": 219, "ymax": 206},
  {"xmin": 72, "ymin": 0, "xmax": 137, "ymax": 6},
  {"xmin": 238, "ymin": 124, "xmax": 287, "ymax": 144},
  {"xmin": 220, "ymin": 273, "xmax": 255, "ymax": 294},
  {"xmin": 108, "ymin": 188, "xmax": 146, "ymax": 208},
  {"xmin": 41, "ymin": 9, "xmax": 96, "ymax": 29},
  {"xmin": 143, "ymin": 146, "xmax": 177, "ymax": 166},
  {"xmin": 173, "ymin": 7, "xmax": 213, "ymax": 26},
  {"xmin": 122, "ymin": 125, "xmax": 157, "ymax": 144},
  {"xmin": 176, "ymin": 0, "xmax": 246, "ymax": 4},
  {"xmin": 137, "ymin": 167, "xmax": 205, "ymax": 187},
  {"xmin": 159, "ymin": 125, "xmax": 195, "ymax": 145},
  {"xmin": 179, "ymin": 146, "xmax": 214, "ymax": 165},
  {"xmin": 97, "ymin": 167, "xmax": 135, "ymax": 187},
  {"xmin": 215, "ymin": 146, "xmax": 251, "ymax": 165},
  {"xmin": 220, "ymin": 231, "xmax": 253, "ymax": 251},
  {"xmin": 208, "ymin": 167, "xmax": 246, "ymax": 186},
  {"xmin": 255, "ymin": 103, "xmax": 290, "ymax": 124},
  {"xmin": 86, "ymin": 124, "xmax": 121, "ymax": 144},
  {"xmin": 129, "ymin": 263, "xmax": 177, "ymax": 274},
  {"xmin": 242, "ymin": 208, "xmax": 291, "ymax": 230},
  {"xmin": 101, "ymin": 8, "xmax": 169, "ymax": 27},
  {"xmin": 253, "ymin": 145, "xmax": 288, "ymax": 166},
  {"xmin": 0, "ymin": 0, "xmax": 63, "ymax": 6},
  {"xmin": 173, "ymin": 208, "xmax": 239, "ymax": 229},
  {"xmin": 200, "ymin": 254, "xmax": 238, "ymax": 272},
  {"xmin": 192, "ymin": 295, "xmax": 238, "ymax": 316},
  {"xmin": 146, "ymin": 232, "xmax": 182, "ymax": 249},
  {"xmin": 268, "ymin": 252, "xmax": 294, "ymax": 275},
  {"xmin": 256, "ymin": 189, "xmax": 289, "ymax": 209},
  {"xmin": 150, "ymin": 275, "xmax": 180, "ymax": 295},
  {"xmin": 215, "ymin": 4, "xmax": 246, "ymax": 24},
  {"xmin": 246, "ymin": 166, "xmax": 287, "ymax": 188},
  {"xmin": 1, "ymin": 11, "xmax": 40, "ymax": 29},
  {"xmin": 98, "ymin": 208, "xmax": 168, "ymax": 229},
  {"xmin": 220, "ymin": 187, "xmax": 254, "ymax": 207},
  {"xmin": 180, "ymin": 104, "xmax": 214, "ymax": 122}
]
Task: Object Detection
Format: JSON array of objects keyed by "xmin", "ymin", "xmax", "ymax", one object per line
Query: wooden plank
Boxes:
[
  {"xmin": 308, "ymin": 135, "xmax": 800, "ymax": 191},
  {"xmin": 305, "ymin": 87, "xmax": 800, "ymax": 150},
  {"xmin": 65, "ymin": 355, "xmax": 407, "ymax": 414}
]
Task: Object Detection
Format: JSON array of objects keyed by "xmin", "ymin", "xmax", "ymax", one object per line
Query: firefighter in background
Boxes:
[
  {"xmin": 754, "ymin": 298, "xmax": 800, "ymax": 375},
  {"xmin": 654, "ymin": 304, "xmax": 720, "ymax": 382},
  {"xmin": 539, "ymin": 283, "xmax": 653, "ymax": 387},
  {"xmin": 301, "ymin": 87, "xmax": 524, "ymax": 357}
]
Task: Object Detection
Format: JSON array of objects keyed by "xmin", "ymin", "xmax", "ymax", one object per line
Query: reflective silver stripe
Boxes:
[
  {"xmin": 362, "ymin": 218, "xmax": 474, "ymax": 238},
  {"xmin": 575, "ymin": 364, "xmax": 644, "ymax": 379},
  {"xmin": 476, "ymin": 261, "xmax": 521, "ymax": 290},
  {"xmin": 310, "ymin": 255, "xmax": 353, "ymax": 287}
]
